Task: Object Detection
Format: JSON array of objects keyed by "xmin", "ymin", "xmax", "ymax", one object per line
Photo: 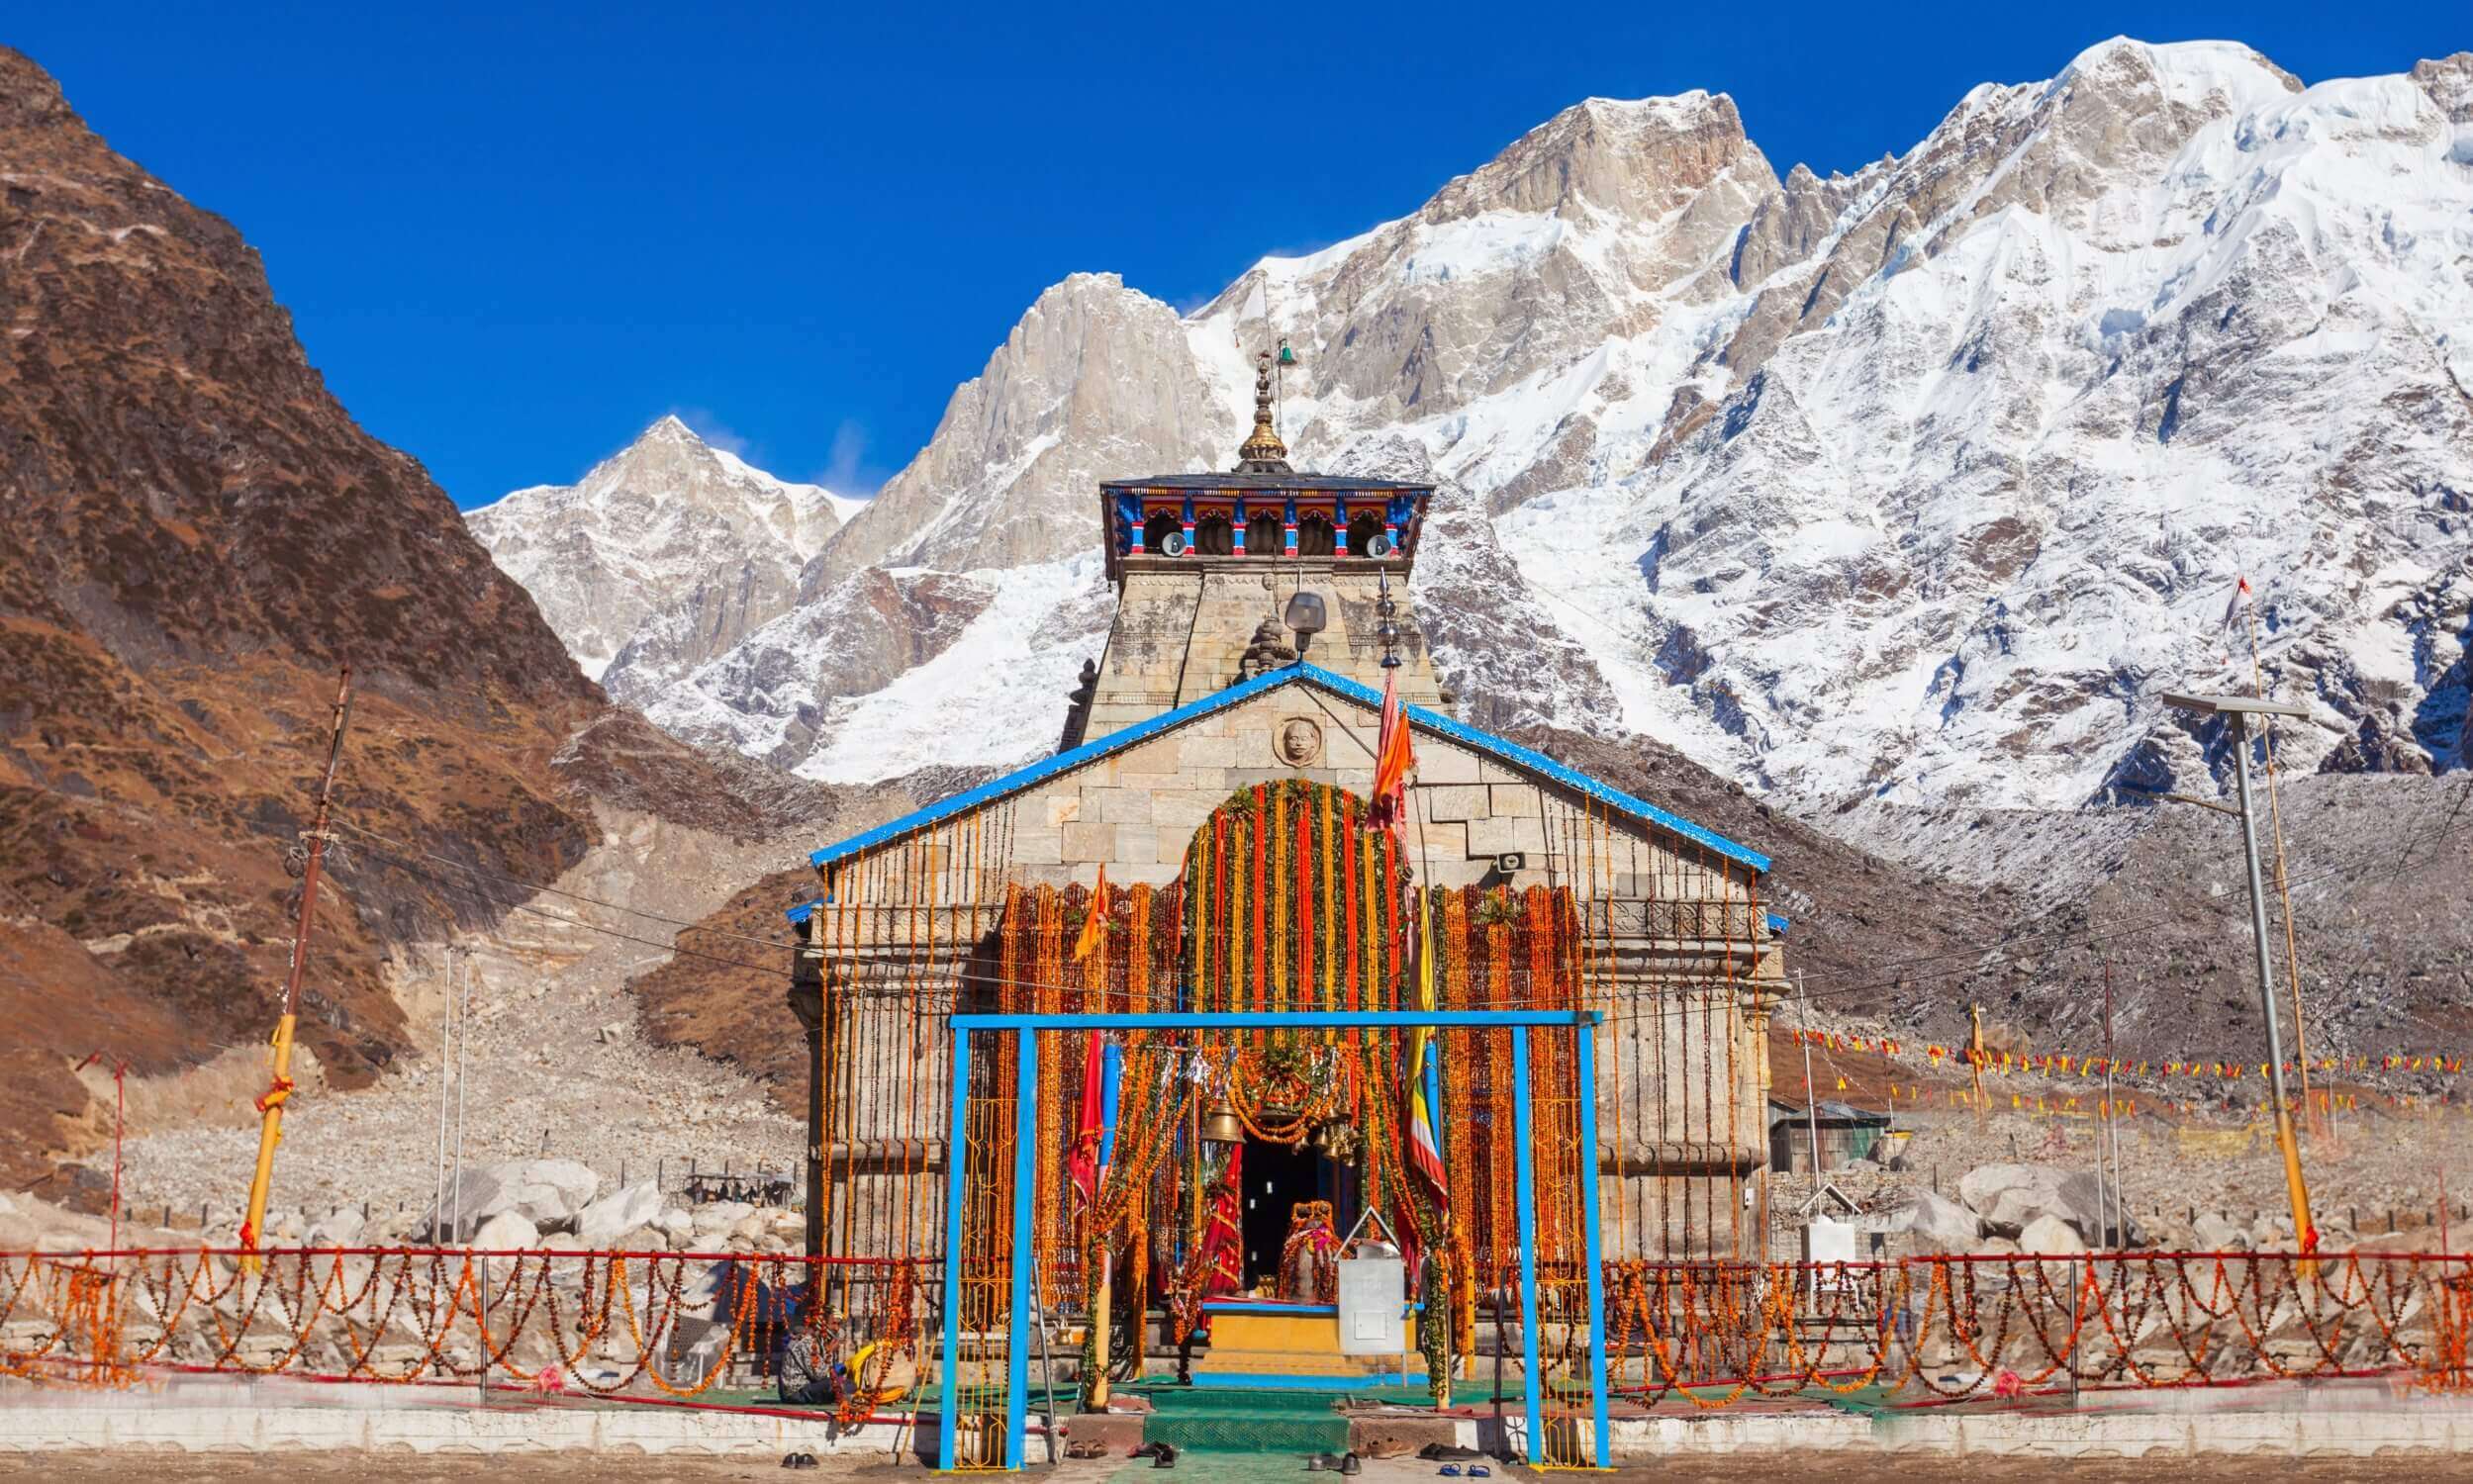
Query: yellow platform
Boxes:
[{"xmin": 1189, "ymin": 1300, "xmax": 1423, "ymax": 1383}]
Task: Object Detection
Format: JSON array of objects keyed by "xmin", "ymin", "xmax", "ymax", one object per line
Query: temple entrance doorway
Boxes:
[{"xmin": 1239, "ymin": 1138, "xmax": 1337, "ymax": 1294}]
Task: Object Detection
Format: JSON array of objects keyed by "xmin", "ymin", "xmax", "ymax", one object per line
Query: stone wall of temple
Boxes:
[
  {"xmin": 1080, "ymin": 558, "xmax": 1444, "ymax": 743},
  {"xmin": 809, "ymin": 681, "xmax": 1783, "ymax": 1262}
]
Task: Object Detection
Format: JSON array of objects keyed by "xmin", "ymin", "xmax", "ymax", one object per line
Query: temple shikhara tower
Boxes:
[{"xmin": 789, "ymin": 353, "xmax": 1784, "ymax": 1464}]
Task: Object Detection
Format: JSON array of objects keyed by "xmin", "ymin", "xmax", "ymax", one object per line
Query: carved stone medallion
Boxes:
[{"xmin": 1276, "ymin": 715, "xmax": 1323, "ymax": 768}]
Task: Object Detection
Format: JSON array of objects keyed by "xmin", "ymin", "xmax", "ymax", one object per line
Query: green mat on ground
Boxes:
[
  {"xmin": 1124, "ymin": 1384, "xmax": 1351, "ymax": 1454},
  {"xmin": 1116, "ymin": 1377, "xmax": 1505, "ymax": 1454}
]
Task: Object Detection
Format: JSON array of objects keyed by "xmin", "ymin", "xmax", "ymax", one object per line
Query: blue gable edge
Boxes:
[{"xmin": 789, "ymin": 664, "xmax": 1768, "ymax": 923}]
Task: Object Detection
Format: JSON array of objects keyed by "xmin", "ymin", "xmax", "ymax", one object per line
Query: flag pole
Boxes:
[{"xmin": 240, "ymin": 665, "xmax": 353, "ymax": 1272}]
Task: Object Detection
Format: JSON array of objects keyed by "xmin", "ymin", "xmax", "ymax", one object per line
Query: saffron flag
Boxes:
[
  {"xmin": 1072, "ymin": 866, "xmax": 1109, "ymax": 963},
  {"xmin": 1367, "ymin": 670, "xmax": 1412, "ymax": 832},
  {"xmin": 1405, "ymin": 890, "xmax": 1448, "ymax": 1209}
]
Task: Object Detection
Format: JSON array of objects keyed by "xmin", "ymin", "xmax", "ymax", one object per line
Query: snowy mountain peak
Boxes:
[
  {"xmin": 574, "ymin": 38, "xmax": 2473, "ymax": 819},
  {"xmin": 467, "ymin": 419, "xmax": 855, "ymax": 689},
  {"xmin": 2050, "ymin": 37, "xmax": 2300, "ymax": 106}
]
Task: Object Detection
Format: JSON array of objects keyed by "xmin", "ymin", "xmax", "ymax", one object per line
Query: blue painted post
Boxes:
[
  {"xmin": 939, "ymin": 1028, "xmax": 973, "ymax": 1472},
  {"xmin": 1511, "ymin": 1026, "xmax": 1544, "ymax": 1463},
  {"xmin": 1005, "ymin": 1030, "xmax": 1040, "ymax": 1469},
  {"xmin": 1574, "ymin": 1024, "xmax": 1609, "ymax": 1468}
]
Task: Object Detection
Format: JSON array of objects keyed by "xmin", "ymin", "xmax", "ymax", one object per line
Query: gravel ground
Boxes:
[{"xmin": 81, "ymin": 807, "xmax": 815, "ymax": 1239}]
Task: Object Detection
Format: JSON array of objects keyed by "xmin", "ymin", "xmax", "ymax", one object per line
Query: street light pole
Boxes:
[
  {"xmin": 2226, "ymin": 709, "xmax": 2316, "ymax": 1252},
  {"xmin": 2163, "ymin": 693, "xmax": 2317, "ymax": 1253}
]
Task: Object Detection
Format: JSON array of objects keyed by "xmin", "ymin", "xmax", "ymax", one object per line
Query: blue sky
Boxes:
[{"xmin": 11, "ymin": 3, "xmax": 2462, "ymax": 507}]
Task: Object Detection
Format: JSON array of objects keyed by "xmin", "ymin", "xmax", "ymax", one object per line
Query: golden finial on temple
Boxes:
[{"xmin": 1235, "ymin": 347, "xmax": 1291, "ymax": 474}]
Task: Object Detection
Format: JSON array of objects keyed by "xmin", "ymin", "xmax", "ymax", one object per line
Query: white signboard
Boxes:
[{"xmin": 1336, "ymin": 1256, "xmax": 1406, "ymax": 1355}]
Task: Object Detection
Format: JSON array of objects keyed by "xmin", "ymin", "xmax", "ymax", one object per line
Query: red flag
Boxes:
[
  {"xmin": 1366, "ymin": 670, "xmax": 1412, "ymax": 832},
  {"xmin": 1188, "ymin": 1146, "xmax": 1244, "ymax": 1312},
  {"xmin": 1066, "ymin": 1029, "xmax": 1104, "ymax": 1209}
]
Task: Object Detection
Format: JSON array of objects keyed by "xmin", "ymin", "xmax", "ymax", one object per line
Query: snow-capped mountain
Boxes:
[
  {"xmin": 558, "ymin": 40, "xmax": 2473, "ymax": 809},
  {"xmin": 465, "ymin": 416, "xmax": 865, "ymax": 695}
]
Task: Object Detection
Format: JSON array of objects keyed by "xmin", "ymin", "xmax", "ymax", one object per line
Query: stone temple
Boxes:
[{"xmin": 784, "ymin": 352, "xmax": 1787, "ymax": 1444}]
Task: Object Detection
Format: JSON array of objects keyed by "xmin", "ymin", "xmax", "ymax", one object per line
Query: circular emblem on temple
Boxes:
[{"xmin": 1276, "ymin": 716, "xmax": 1323, "ymax": 768}]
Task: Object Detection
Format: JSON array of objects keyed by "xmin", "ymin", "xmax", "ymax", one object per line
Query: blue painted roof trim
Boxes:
[
  {"xmin": 1298, "ymin": 665, "xmax": 1771, "ymax": 875},
  {"xmin": 796, "ymin": 664, "xmax": 1769, "ymax": 909}
]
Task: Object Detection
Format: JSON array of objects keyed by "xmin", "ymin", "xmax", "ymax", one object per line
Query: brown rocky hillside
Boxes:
[{"xmin": 0, "ymin": 46, "xmax": 610, "ymax": 1195}]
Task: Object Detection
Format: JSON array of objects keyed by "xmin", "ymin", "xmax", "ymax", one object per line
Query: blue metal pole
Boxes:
[
  {"xmin": 1005, "ymin": 1029, "xmax": 1040, "ymax": 1470},
  {"xmin": 1511, "ymin": 1026, "xmax": 1544, "ymax": 1463},
  {"xmin": 1574, "ymin": 1026, "xmax": 1609, "ymax": 1468},
  {"xmin": 939, "ymin": 1028, "xmax": 972, "ymax": 1472}
]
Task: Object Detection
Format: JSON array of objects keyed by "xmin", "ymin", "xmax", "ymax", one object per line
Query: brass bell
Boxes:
[{"xmin": 1200, "ymin": 1101, "xmax": 1244, "ymax": 1146}]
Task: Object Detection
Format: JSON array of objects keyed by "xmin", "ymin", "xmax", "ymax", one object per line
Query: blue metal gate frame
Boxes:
[{"xmin": 936, "ymin": 1009, "xmax": 1609, "ymax": 1470}]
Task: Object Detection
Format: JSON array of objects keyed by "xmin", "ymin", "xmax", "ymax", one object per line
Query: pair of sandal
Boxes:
[
  {"xmin": 778, "ymin": 1452, "xmax": 820, "ymax": 1469},
  {"xmin": 1437, "ymin": 1466, "xmax": 1492, "ymax": 1478},
  {"xmin": 1304, "ymin": 1452, "xmax": 1362, "ymax": 1474},
  {"xmin": 1131, "ymin": 1441, "xmax": 1181, "ymax": 1469}
]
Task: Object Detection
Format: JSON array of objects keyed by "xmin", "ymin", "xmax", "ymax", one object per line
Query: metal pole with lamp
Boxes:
[{"xmin": 2160, "ymin": 692, "xmax": 2318, "ymax": 1254}]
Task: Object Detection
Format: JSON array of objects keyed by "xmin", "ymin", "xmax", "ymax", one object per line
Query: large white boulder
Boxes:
[
  {"xmin": 574, "ymin": 1181, "xmax": 664, "ymax": 1245},
  {"xmin": 470, "ymin": 1210, "xmax": 538, "ymax": 1251},
  {"xmin": 2018, "ymin": 1213, "xmax": 2088, "ymax": 1254},
  {"xmin": 691, "ymin": 1200, "xmax": 755, "ymax": 1237},
  {"xmin": 1956, "ymin": 1163, "xmax": 2137, "ymax": 1246},
  {"xmin": 307, "ymin": 1209, "xmax": 366, "ymax": 1248},
  {"xmin": 420, "ymin": 1159, "xmax": 601, "ymax": 1240},
  {"xmin": 1901, "ymin": 1190, "xmax": 1983, "ymax": 1252}
]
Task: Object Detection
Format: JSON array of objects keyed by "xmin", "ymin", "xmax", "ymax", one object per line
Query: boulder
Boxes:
[
  {"xmin": 2192, "ymin": 1211, "xmax": 2248, "ymax": 1251},
  {"xmin": 1902, "ymin": 1190, "xmax": 1982, "ymax": 1252},
  {"xmin": 1956, "ymin": 1163, "xmax": 2138, "ymax": 1246},
  {"xmin": 654, "ymin": 1208, "xmax": 694, "ymax": 1243},
  {"xmin": 306, "ymin": 1210, "xmax": 366, "ymax": 1249},
  {"xmin": 574, "ymin": 1181, "xmax": 664, "ymax": 1245},
  {"xmin": 618, "ymin": 1225, "xmax": 671, "ymax": 1253},
  {"xmin": 470, "ymin": 1210, "xmax": 538, "ymax": 1251},
  {"xmin": 691, "ymin": 1200, "xmax": 755, "ymax": 1237},
  {"xmin": 2017, "ymin": 1214, "xmax": 2087, "ymax": 1254},
  {"xmin": 420, "ymin": 1159, "xmax": 601, "ymax": 1241}
]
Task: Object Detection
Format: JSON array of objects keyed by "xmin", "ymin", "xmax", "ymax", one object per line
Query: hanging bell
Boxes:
[
  {"xmin": 1200, "ymin": 1101, "xmax": 1245, "ymax": 1145},
  {"xmin": 1278, "ymin": 339, "xmax": 1298, "ymax": 366}
]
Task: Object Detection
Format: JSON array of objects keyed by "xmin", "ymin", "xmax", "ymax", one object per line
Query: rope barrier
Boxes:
[{"xmin": 8, "ymin": 1247, "xmax": 2472, "ymax": 1407}]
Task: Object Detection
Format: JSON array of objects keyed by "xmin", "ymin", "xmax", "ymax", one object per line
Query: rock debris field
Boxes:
[{"xmin": 77, "ymin": 809, "xmax": 815, "ymax": 1249}]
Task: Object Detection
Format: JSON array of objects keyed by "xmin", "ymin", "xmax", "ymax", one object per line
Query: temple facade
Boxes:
[{"xmin": 786, "ymin": 355, "xmax": 1784, "ymax": 1428}]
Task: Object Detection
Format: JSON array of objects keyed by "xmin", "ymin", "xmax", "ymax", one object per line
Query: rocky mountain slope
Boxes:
[
  {"xmin": 465, "ymin": 415, "xmax": 863, "ymax": 694},
  {"xmin": 0, "ymin": 47, "xmax": 822, "ymax": 1198},
  {"xmin": 558, "ymin": 40, "xmax": 2472, "ymax": 818}
]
